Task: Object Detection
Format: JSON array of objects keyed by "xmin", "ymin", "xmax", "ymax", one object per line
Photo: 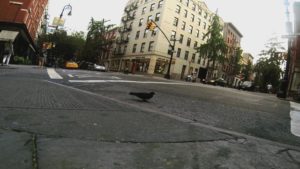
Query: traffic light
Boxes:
[{"xmin": 146, "ymin": 21, "xmax": 156, "ymax": 31}]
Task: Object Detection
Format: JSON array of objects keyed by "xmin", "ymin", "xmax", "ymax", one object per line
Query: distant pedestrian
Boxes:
[
  {"xmin": 2, "ymin": 41, "xmax": 13, "ymax": 66},
  {"xmin": 267, "ymin": 83, "xmax": 272, "ymax": 93}
]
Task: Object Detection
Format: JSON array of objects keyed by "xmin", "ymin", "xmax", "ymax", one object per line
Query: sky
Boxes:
[{"xmin": 48, "ymin": 0, "xmax": 297, "ymax": 62}]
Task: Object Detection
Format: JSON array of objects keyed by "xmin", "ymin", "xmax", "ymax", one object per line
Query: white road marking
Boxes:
[
  {"xmin": 69, "ymin": 79, "xmax": 183, "ymax": 85},
  {"xmin": 68, "ymin": 74, "xmax": 74, "ymax": 78},
  {"xmin": 47, "ymin": 68, "xmax": 63, "ymax": 79},
  {"xmin": 290, "ymin": 102, "xmax": 300, "ymax": 137},
  {"xmin": 111, "ymin": 76, "xmax": 121, "ymax": 79}
]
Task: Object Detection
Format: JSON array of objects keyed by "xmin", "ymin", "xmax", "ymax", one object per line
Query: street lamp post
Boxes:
[{"xmin": 56, "ymin": 4, "xmax": 72, "ymax": 30}]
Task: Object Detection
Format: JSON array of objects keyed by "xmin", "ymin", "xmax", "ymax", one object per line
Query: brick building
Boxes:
[{"xmin": 0, "ymin": 0, "xmax": 48, "ymax": 58}]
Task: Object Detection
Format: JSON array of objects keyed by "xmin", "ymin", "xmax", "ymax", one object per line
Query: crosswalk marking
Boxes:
[
  {"xmin": 47, "ymin": 68, "xmax": 63, "ymax": 79},
  {"xmin": 68, "ymin": 74, "xmax": 74, "ymax": 78},
  {"xmin": 69, "ymin": 79, "xmax": 184, "ymax": 85},
  {"xmin": 290, "ymin": 102, "xmax": 300, "ymax": 137}
]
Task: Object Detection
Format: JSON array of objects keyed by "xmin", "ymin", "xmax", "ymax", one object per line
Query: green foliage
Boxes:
[
  {"xmin": 254, "ymin": 37, "xmax": 285, "ymax": 91},
  {"xmin": 242, "ymin": 60, "xmax": 253, "ymax": 81},
  {"xmin": 37, "ymin": 30, "xmax": 85, "ymax": 64},
  {"xmin": 13, "ymin": 56, "xmax": 25, "ymax": 64},
  {"xmin": 196, "ymin": 14, "xmax": 227, "ymax": 78},
  {"xmin": 13, "ymin": 56, "xmax": 32, "ymax": 65},
  {"xmin": 81, "ymin": 18, "xmax": 115, "ymax": 63},
  {"xmin": 231, "ymin": 47, "xmax": 243, "ymax": 75}
]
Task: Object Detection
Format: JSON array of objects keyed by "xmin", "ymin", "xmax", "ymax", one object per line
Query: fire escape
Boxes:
[{"xmin": 113, "ymin": 2, "xmax": 138, "ymax": 56}]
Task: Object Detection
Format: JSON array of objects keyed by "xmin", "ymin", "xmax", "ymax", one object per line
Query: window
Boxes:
[
  {"xmin": 147, "ymin": 15, "xmax": 153, "ymax": 22},
  {"xmin": 203, "ymin": 22, "xmax": 206, "ymax": 29},
  {"xmin": 151, "ymin": 29, "xmax": 157, "ymax": 36},
  {"xmin": 142, "ymin": 7, "xmax": 146, "ymax": 14},
  {"xmin": 197, "ymin": 18, "xmax": 201, "ymax": 26},
  {"xmin": 175, "ymin": 5, "xmax": 181, "ymax": 13},
  {"xmin": 194, "ymin": 41, "xmax": 198, "ymax": 48},
  {"xmin": 202, "ymin": 33, "xmax": 206, "ymax": 40},
  {"xmin": 173, "ymin": 17, "xmax": 179, "ymax": 26},
  {"xmin": 150, "ymin": 3, "xmax": 155, "ymax": 11},
  {"xmin": 135, "ymin": 31, "xmax": 140, "ymax": 39},
  {"xmin": 184, "ymin": 51, "xmax": 189, "ymax": 60},
  {"xmin": 197, "ymin": 58, "xmax": 201, "ymax": 64},
  {"xmin": 140, "ymin": 42, "xmax": 145, "ymax": 52},
  {"xmin": 158, "ymin": 0, "xmax": 163, "ymax": 8},
  {"xmin": 185, "ymin": 0, "xmax": 189, "ymax": 7},
  {"xmin": 204, "ymin": 12, "xmax": 208, "ymax": 19},
  {"xmin": 155, "ymin": 13, "xmax": 160, "ymax": 21},
  {"xmin": 171, "ymin": 30, "xmax": 176, "ymax": 39},
  {"xmin": 191, "ymin": 53, "xmax": 195, "ymax": 63},
  {"xmin": 181, "ymin": 21, "xmax": 186, "ymax": 30},
  {"xmin": 192, "ymin": 3, "xmax": 196, "ymax": 11},
  {"xmin": 184, "ymin": 10, "xmax": 188, "ymax": 18},
  {"xmin": 188, "ymin": 25, "xmax": 193, "ymax": 34},
  {"xmin": 196, "ymin": 29, "xmax": 199, "ymax": 38},
  {"xmin": 132, "ymin": 44, "xmax": 137, "ymax": 53},
  {"xmin": 124, "ymin": 45, "xmax": 127, "ymax": 53},
  {"xmin": 177, "ymin": 48, "xmax": 181, "ymax": 57},
  {"xmin": 143, "ymin": 29, "xmax": 148, "ymax": 38},
  {"xmin": 148, "ymin": 41, "xmax": 154, "ymax": 51},
  {"xmin": 198, "ymin": 8, "xmax": 202, "ymax": 15},
  {"xmin": 139, "ymin": 18, "xmax": 144, "ymax": 26},
  {"xmin": 179, "ymin": 34, "xmax": 184, "ymax": 43},
  {"xmin": 191, "ymin": 14, "xmax": 194, "ymax": 22},
  {"xmin": 187, "ymin": 38, "xmax": 191, "ymax": 46}
]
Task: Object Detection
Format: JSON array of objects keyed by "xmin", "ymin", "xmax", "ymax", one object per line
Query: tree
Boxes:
[
  {"xmin": 196, "ymin": 13, "xmax": 227, "ymax": 79},
  {"xmin": 82, "ymin": 18, "xmax": 115, "ymax": 63},
  {"xmin": 254, "ymin": 37, "xmax": 285, "ymax": 92},
  {"xmin": 37, "ymin": 30, "xmax": 85, "ymax": 67},
  {"xmin": 230, "ymin": 47, "xmax": 243, "ymax": 77},
  {"xmin": 241, "ymin": 60, "xmax": 253, "ymax": 81}
]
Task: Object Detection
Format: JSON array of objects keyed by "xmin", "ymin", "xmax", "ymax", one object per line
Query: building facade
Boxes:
[
  {"xmin": 220, "ymin": 22, "xmax": 243, "ymax": 86},
  {"xmin": 99, "ymin": 26, "xmax": 119, "ymax": 70},
  {"xmin": 0, "ymin": 0, "xmax": 48, "ymax": 55},
  {"xmin": 288, "ymin": 2, "xmax": 300, "ymax": 94},
  {"xmin": 110, "ymin": 0, "xmax": 215, "ymax": 79}
]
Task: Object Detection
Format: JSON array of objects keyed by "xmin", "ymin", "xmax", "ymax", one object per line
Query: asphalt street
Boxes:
[{"xmin": 1, "ymin": 65, "xmax": 300, "ymax": 169}]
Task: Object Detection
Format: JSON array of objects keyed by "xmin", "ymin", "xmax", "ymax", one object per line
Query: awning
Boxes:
[{"xmin": 0, "ymin": 22, "xmax": 37, "ymax": 53}]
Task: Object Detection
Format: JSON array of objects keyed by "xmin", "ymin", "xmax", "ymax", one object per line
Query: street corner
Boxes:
[
  {"xmin": 36, "ymin": 136, "xmax": 300, "ymax": 169},
  {"xmin": 0, "ymin": 129, "xmax": 33, "ymax": 169}
]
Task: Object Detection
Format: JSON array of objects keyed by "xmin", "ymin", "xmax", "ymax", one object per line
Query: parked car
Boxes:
[
  {"xmin": 185, "ymin": 74, "xmax": 197, "ymax": 82},
  {"xmin": 208, "ymin": 78, "xmax": 227, "ymax": 86},
  {"xmin": 65, "ymin": 61, "xmax": 78, "ymax": 69},
  {"xmin": 79, "ymin": 61, "xmax": 92, "ymax": 70},
  {"xmin": 239, "ymin": 81, "xmax": 255, "ymax": 91},
  {"xmin": 87, "ymin": 63, "xmax": 106, "ymax": 72}
]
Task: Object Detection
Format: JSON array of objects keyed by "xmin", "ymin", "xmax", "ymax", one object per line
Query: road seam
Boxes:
[{"xmin": 45, "ymin": 80, "xmax": 300, "ymax": 151}]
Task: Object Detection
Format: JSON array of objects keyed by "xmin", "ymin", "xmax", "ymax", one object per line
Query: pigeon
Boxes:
[{"xmin": 129, "ymin": 92, "xmax": 155, "ymax": 102}]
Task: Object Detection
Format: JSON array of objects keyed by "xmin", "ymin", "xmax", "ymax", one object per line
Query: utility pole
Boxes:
[
  {"xmin": 146, "ymin": 20, "xmax": 179, "ymax": 79},
  {"xmin": 278, "ymin": 0, "xmax": 292, "ymax": 98}
]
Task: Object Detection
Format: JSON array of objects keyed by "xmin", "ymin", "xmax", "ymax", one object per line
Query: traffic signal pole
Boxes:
[{"xmin": 146, "ymin": 20, "xmax": 176, "ymax": 79}]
